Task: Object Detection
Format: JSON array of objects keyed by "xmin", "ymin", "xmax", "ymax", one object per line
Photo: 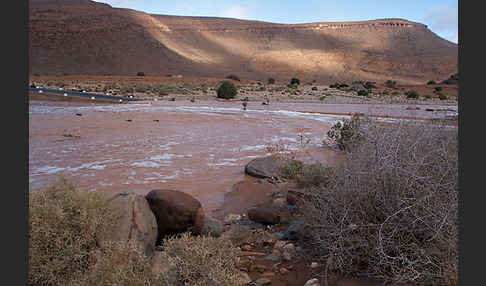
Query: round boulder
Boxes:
[
  {"xmin": 244, "ymin": 156, "xmax": 289, "ymax": 179},
  {"xmin": 247, "ymin": 205, "xmax": 281, "ymax": 225},
  {"xmin": 145, "ymin": 189, "xmax": 205, "ymax": 244}
]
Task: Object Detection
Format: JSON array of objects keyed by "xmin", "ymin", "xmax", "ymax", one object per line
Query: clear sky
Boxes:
[{"xmin": 98, "ymin": 0, "xmax": 458, "ymax": 44}]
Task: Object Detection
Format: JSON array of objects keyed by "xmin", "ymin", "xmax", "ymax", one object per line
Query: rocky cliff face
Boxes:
[{"xmin": 29, "ymin": 0, "xmax": 457, "ymax": 83}]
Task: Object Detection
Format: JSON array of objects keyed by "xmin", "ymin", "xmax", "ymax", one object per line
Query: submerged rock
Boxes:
[{"xmin": 244, "ymin": 156, "xmax": 289, "ymax": 179}]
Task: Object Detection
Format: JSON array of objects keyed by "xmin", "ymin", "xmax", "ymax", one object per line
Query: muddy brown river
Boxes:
[{"xmin": 29, "ymin": 99, "xmax": 457, "ymax": 212}]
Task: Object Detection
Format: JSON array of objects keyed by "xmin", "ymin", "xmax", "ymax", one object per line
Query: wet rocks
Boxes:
[
  {"xmin": 97, "ymin": 191, "xmax": 157, "ymax": 257},
  {"xmin": 201, "ymin": 215, "xmax": 224, "ymax": 237},
  {"xmin": 253, "ymin": 277, "xmax": 272, "ymax": 286},
  {"xmin": 248, "ymin": 205, "xmax": 281, "ymax": 225},
  {"xmin": 304, "ymin": 278, "xmax": 321, "ymax": 286},
  {"xmin": 244, "ymin": 156, "xmax": 289, "ymax": 179},
  {"xmin": 145, "ymin": 189, "xmax": 205, "ymax": 244},
  {"xmin": 282, "ymin": 218, "xmax": 306, "ymax": 240}
]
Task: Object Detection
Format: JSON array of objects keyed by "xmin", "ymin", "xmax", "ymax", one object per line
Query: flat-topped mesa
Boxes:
[{"xmin": 29, "ymin": 0, "xmax": 457, "ymax": 83}]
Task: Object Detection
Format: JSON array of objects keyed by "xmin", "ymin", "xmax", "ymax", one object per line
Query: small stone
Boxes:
[
  {"xmin": 304, "ymin": 278, "xmax": 320, "ymax": 286},
  {"xmin": 282, "ymin": 251, "xmax": 292, "ymax": 261},
  {"xmin": 263, "ymin": 253, "xmax": 280, "ymax": 261},
  {"xmin": 272, "ymin": 197, "xmax": 287, "ymax": 208},
  {"xmin": 274, "ymin": 232, "xmax": 284, "ymax": 239},
  {"xmin": 274, "ymin": 240, "xmax": 287, "ymax": 250},
  {"xmin": 250, "ymin": 264, "xmax": 267, "ymax": 272},
  {"xmin": 261, "ymin": 272, "xmax": 276, "ymax": 278},
  {"xmin": 238, "ymin": 272, "xmax": 252, "ymax": 284},
  {"xmin": 253, "ymin": 278, "xmax": 272, "ymax": 286},
  {"xmin": 283, "ymin": 243, "xmax": 295, "ymax": 253},
  {"xmin": 224, "ymin": 213, "xmax": 241, "ymax": 224},
  {"xmin": 271, "ymin": 249, "xmax": 281, "ymax": 256}
]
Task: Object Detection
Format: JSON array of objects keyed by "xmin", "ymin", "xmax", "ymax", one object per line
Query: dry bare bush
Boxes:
[
  {"xmin": 302, "ymin": 119, "xmax": 458, "ymax": 285},
  {"xmin": 160, "ymin": 232, "xmax": 241, "ymax": 286},
  {"xmin": 29, "ymin": 178, "xmax": 160, "ymax": 286}
]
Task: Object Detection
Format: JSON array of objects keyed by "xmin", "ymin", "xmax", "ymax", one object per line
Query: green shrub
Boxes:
[
  {"xmin": 438, "ymin": 93, "xmax": 448, "ymax": 100},
  {"xmin": 385, "ymin": 80, "xmax": 396, "ymax": 88},
  {"xmin": 290, "ymin": 77, "xmax": 301, "ymax": 85},
  {"xmin": 391, "ymin": 91, "xmax": 400, "ymax": 96},
  {"xmin": 364, "ymin": 81, "xmax": 376, "ymax": 89},
  {"xmin": 161, "ymin": 232, "xmax": 241, "ymax": 286},
  {"xmin": 357, "ymin": 89, "xmax": 369, "ymax": 96},
  {"xmin": 326, "ymin": 114, "xmax": 364, "ymax": 151},
  {"xmin": 427, "ymin": 80, "xmax": 437, "ymax": 85},
  {"xmin": 216, "ymin": 81, "xmax": 238, "ymax": 99},
  {"xmin": 225, "ymin": 74, "xmax": 240, "ymax": 81},
  {"xmin": 268, "ymin": 77, "xmax": 275, "ymax": 84},
  {"xmin": 29, "ymin": 179, "xmax": 157, "ymax": 286},
  {"xmin": 136, "ymin": 72, "xmax": 145, "ymax": 76},
  {"xmin": 424, "ymin": 94, "xmax": 432, "ymax": 99},
  {"xmin": 280, "ymin": 159, "xmax": 304, "ymax": 180},
  {"xmin": 405, "ymin": 90, "xmax": 419, "ymax": 99},
  {"xmin": 303, "ymin": 120, "xmax": 458, "ymax": 285},
  {"xmin": 434, "ymin": 86, "xmax": 443, "ymax": 92},
  {"xmin": 312, "ymin": 86, "xmax": 318, "ymax": 91}
]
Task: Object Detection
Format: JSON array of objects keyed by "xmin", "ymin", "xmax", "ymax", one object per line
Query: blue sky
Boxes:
[{"xmin": 98, "ymin": 0, "xmax": 458, "ymax": 43}]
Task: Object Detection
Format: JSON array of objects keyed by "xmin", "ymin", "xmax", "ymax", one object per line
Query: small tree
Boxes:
[
  {"xmin": 405, "ymin": 90, "xmax": 420, "ymax": 99},
  {"xmin": 217, "ymin": 81, "xmax": 237, "ymax": 99},
  {"xmin": 290, "ymin": 78, "xmax": 300, "ymax": 85},
  {"xmin": 438, "ymin": 93, "xmax": 448, "ymax": 100},
  {"xmin": 385, "ymin": 80, "xmax": 396, "ymax": 88},
  {"xmin": 136, "ymin": 72, "xmax": 145, "ymax": 76},
  {"xmin": 357, "ymin": 89, "xmax": 369, "ymax": 97},
  {"xmin": 268, "ymin": 77, "xmax": 275, "ymax": 84},
  {"xmin": 427, "ymin": 80, "xmax": 437, "ymax": 85},
  {"xmin": 225, "ymin": 74, "xmax": 240, "ymax": 81}
]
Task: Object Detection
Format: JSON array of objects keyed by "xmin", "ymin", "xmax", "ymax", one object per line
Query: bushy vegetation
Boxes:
[
  {"xmin": 326, "ymin": 114, "xmax": 364, "ymax": 150},
  {"xmin": 302, "ymin": 119, "xmax": 458, "ymax": 284},
  {"xmin": 290, "ymin": 77, "xmax": 301, "ymax": 85},
  {"xmin": 29, "ymin": 179, "xmax": 244, "ymax": 286},
  {"xmin": 357, "ymin": 89, "xmax": 369, "ymax": 97},
  {"xmin": 363, "ymin": 81, "xmax": 376, "ymax": 89},
  {"xmin": 28, "ymin": 179, "xmax": 157, "ymax": 286},
  {"xmin": 280, "ymin": 159, "xmax": 304, "ymax": 180},
  {"xmin": 385, "ymin": 80, "xmax": 397, "ymax": 88},
  {"xmin": 268, "ymin": 77, "xmax": 275, "ymax": 84},
  {"xmin": 405, "ymin": 90, "xmax": 420, "ymax": 99},
  {"xmin": 434, "ymin": 86, "xmax": 443, "ymax": 92},
  {"xmin": 225, "ymin": 74, "xmax": 241, "ymax": 81},
  {"xmin": 136, "ymin": 72, "xmax": 145, "ymax": 76},
  {"xmin": 161, "ymin": 232, "xmax": 241, "ymax": 286},
  {"xmin": 439, "ymin": 93, "xmax": 448, "ymax": 100},
  {"xmin": 427, "ymin": 80, "xmax": 437, "ymax": 85},
  {"xmin": 217, "ymin": 81, "xmax": 238, "ymax": 99},
  {"xmin": 330, "ymin": 82, "xmax": 349, "ymax": 89}
]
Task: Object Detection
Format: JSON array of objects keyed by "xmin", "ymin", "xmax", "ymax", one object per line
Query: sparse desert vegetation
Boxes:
[{"xmin": 299, "ymin": 118, "xmax": 457, "ymax": 284}]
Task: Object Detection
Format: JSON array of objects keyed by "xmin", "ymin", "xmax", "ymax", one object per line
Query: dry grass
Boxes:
[
  {"xmin": 301, "ymin": 119, "xmax": 458, "ymax": 285},
  {"xmin": 160, "ymin": 232, "xmax": 241, "ymax": 286},
  {"xmin": 28, "ymin": 178, "xmax": 160, "ymax": 286}
]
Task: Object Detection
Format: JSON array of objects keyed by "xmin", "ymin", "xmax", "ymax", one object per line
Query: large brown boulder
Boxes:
[
  {"xmin": 97, "ymin": 191, "xmax": 158, "ymax": 257},
  {"xmin": 145, "ymin": 189, "xmax": 205, "ymax": 244},
  {"xmin": 244, "ymin": 156, "xmax": 289, "ymax": 179},
  {"xmin": 247, "ymin": 205, "xmax": 281, "ymax": 225}
]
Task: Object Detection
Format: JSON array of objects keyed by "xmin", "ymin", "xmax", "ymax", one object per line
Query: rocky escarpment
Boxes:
[{"xmin": 29, "ymin": 0, "xmax": 457, "ymax": 83}]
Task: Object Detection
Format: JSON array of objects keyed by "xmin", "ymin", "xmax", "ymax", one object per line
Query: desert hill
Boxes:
[{"xmin": 29, "ymin": 0, "xmax": 458, "ymax": 84}]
